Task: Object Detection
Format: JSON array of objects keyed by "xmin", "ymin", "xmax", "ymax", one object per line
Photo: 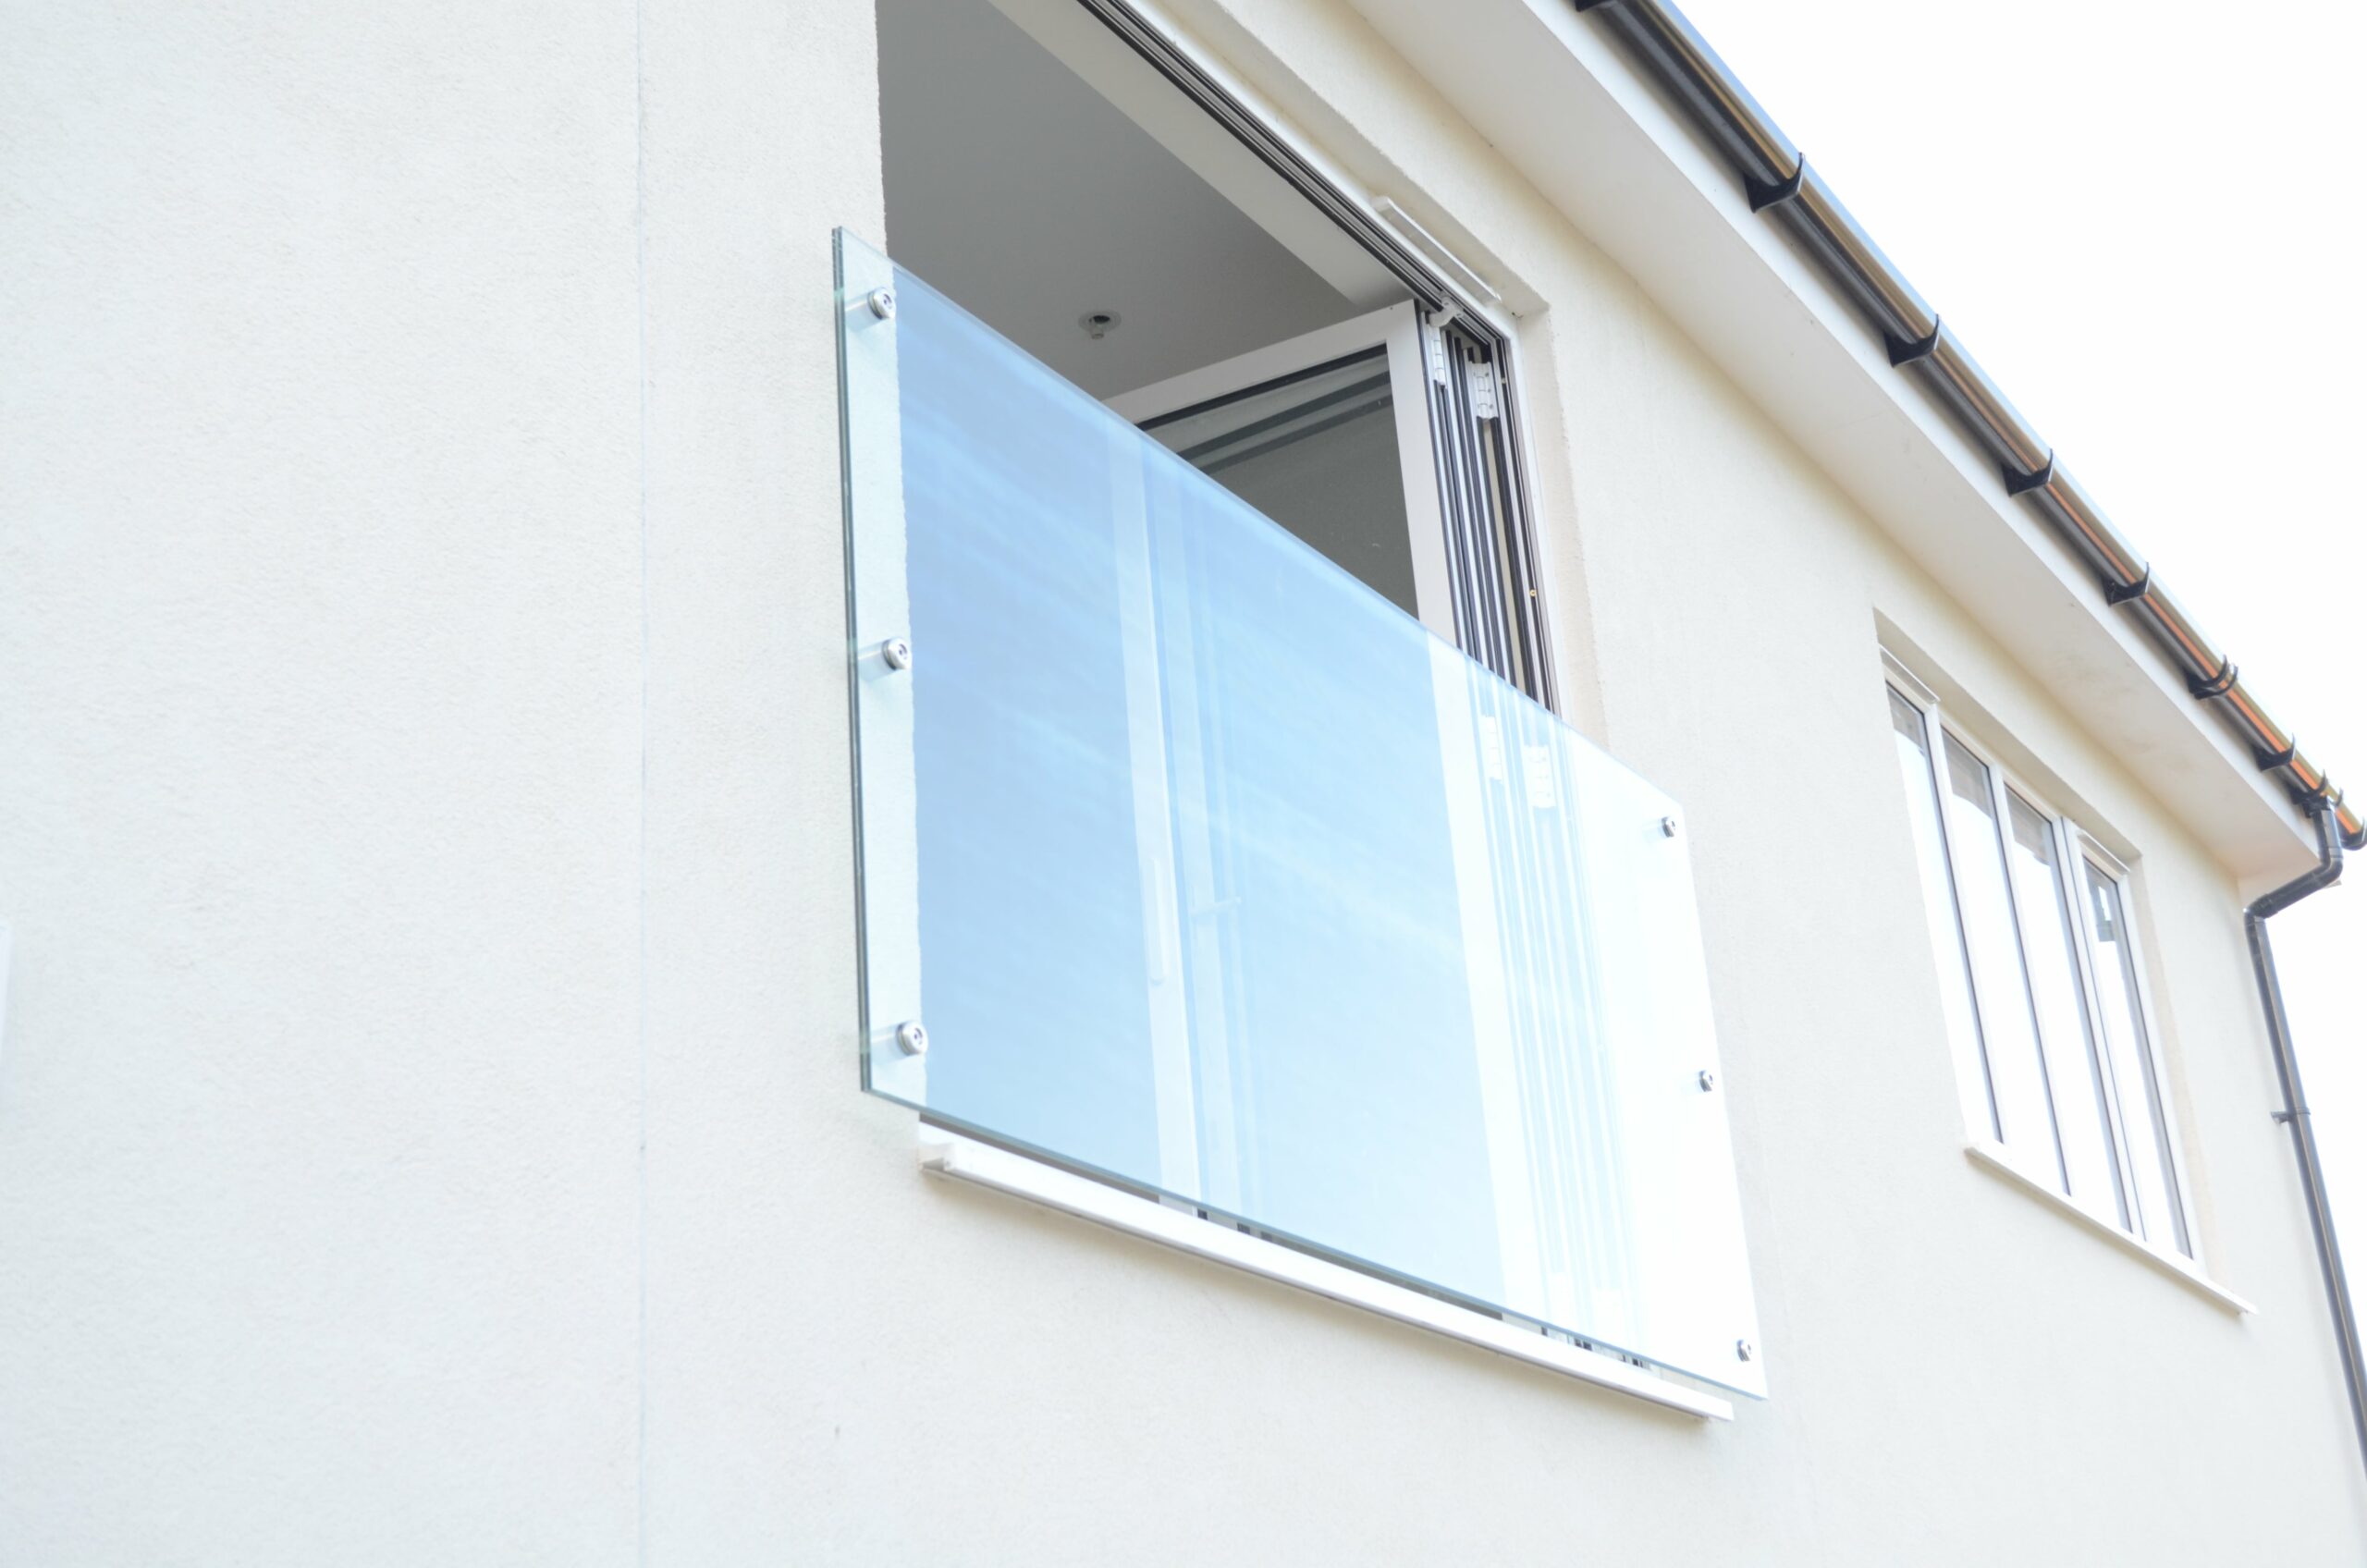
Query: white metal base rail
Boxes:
[{"xmin": 919, "ymin": 1127, "xmax": 1735, "ymax": 1420}]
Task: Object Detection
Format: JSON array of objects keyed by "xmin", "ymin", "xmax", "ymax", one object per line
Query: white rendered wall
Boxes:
[
  {"xmin": 3, "ymin": 0, "xmax": 2362, "ymax": 1563},
  {"xmin": 0, "ymin": 2, "xmax": 644, "ymax": 1561}
]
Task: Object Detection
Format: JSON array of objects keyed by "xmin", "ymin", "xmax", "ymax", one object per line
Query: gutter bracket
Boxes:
[
  {"xmin": 2004, "ymin": 451, "xmax": 2056, "ymax": 498},
  {"xmin": 1885, "ymin": 319, "xmax": 1942, "ymax": 367},
  {"xmin": 2187, "ymin": 658, "xmax": 2239, "ymax": 701},
  {"xmin": 1744, "ymin": 158, "xmax": 1806, "ymax": 214},
  {"xmin": 2103, "ymin": 564, "xmax": 2152, "ymax": 608},
  {"xmin": 2256, "ymin": 738, "xmax": 2300, "ymax": 776}
]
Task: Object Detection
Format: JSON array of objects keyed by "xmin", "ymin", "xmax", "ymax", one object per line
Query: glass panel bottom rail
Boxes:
[{"xmin": 918, "ymin": 1126, "xmax": 1736, "ymax": 1420}]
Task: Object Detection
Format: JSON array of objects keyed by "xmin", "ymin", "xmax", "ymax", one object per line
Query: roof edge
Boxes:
[{"xmin": 1573, "ymin": 0, "xmax": 2361, "ymax": 851}]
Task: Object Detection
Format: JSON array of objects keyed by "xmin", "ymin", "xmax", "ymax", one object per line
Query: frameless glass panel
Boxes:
[
  {"xmin": 1888, "ymin": 689, "xmax": 1996, "ymax": 1139},
  {"xmin": 837, "ymin": 229, "xmax": 1763, "ymax": 1395},
  {"xmin": 1939, "ymin": 736, "xmax": 2064, "ymax": 1184},
  {"xmin": 2085, "ymin": 864, "xmax": 2190, "ymax": 1255},
  {"xmin": 2003, "ymin": 793, "xmax": 2126, "ymax": 1225},
  {"xmin": 1139, "ymin": 349, "xmax": 1419, "ymax": 618}
]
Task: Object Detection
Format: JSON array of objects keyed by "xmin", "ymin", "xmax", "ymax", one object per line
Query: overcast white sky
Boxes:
[{"xmin": 1674, "ymin": 0, "xmax": 2367, "ymax": 1290}]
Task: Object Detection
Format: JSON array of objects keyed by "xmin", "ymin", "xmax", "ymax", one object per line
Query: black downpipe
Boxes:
[{"xmin": 2247, "ymin": 802, "xmax": 2367, "ymax": 1477}]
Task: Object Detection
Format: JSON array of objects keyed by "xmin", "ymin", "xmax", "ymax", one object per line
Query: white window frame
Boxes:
[{"xmin": 1882, "ymin": 655, "xmax": 2222, "ymax": 1300}]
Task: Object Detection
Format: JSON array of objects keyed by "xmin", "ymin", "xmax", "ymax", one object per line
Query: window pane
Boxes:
[
  {"xmin": 1141, "ymin": 349, "xmax": 1420, "ymax": 618},
  {"xmin": 2003, "ymin": 794, "xmax": 2127, "ymax": 1225},
  {"xmin": 2085, "ymin": 865, "xmax": 2190, "ymax": 1255},
  {"xmin": 1939, "ymin": 737, "xmax": 2064, "ymax": 1183},
  {"xmin": 1888, "ymin": 690, "xmax": 1996, "ymax": 1138}
]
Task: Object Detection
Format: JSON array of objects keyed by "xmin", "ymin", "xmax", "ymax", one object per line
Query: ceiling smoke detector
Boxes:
[{"xmin": 1078, "ymin": 310, "xmax": 1121, "ymax": 341}]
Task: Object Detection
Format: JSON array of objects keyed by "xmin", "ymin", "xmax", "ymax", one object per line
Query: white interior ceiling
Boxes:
[{"xmin": 877, "ymin": 0, "xmax": 1392, "ymax": 399}]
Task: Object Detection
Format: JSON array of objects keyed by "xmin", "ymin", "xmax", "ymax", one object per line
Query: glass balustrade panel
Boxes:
[{"xmin": 837, "ymin": 229, "xmax": 1763, "ymax": 1395}]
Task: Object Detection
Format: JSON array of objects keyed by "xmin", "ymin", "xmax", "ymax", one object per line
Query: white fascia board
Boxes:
[{"xmin": 1343, "ymin": 0, "xmax": 2318, "ymax": 881}]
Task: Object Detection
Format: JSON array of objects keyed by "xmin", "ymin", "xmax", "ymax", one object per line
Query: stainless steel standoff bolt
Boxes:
[
  {"xmin": 894, "ymin": 1020, "xmax": 928, "ymax": 1057},
  {"xmin": 1660, "ymin": 815, "xmax": 1679, "ymax": 838},
  {"xmin": 1698, "ymin": 1069, "xmax": 1717, "ymax": 1093},
  {"xmin": 1735, "ymin": 1338, "xmax": 1755, "ymax": 1363},
  {"xmin": 866, "ymin": 287, "xmax": 896, "ymax": 320},
  {"xmin": 881, "ymin": 636, "xmax": 913, "ymax": 671}
]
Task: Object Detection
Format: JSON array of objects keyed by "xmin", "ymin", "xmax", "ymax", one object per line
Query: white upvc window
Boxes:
[{"xmin": 1883, "ymin": 661, "xmax": 2196, "ymax": 1259}]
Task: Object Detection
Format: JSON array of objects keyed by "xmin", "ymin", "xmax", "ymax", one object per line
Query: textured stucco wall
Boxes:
[
  {"xmin": 0, "ymin": 3, "xmax": 644, "ymax": 1561},
  {"xmin": 3, "ymin": 0, "xmax": 2361, "ymax": 1562}
]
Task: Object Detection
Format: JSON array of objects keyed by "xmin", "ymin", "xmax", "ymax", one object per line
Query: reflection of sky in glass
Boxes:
[{"xmin": 840, "ymin": 238, "xmax": 1761, "ymax": 1394}]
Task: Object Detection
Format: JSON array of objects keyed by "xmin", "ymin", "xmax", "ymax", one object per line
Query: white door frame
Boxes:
[{"xmin": 1105, "ymin": 302, "xmax": 1459, "ymax": 646}]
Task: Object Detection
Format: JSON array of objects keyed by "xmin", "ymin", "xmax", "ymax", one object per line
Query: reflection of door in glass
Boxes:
[{"xmin": 1108, "ymin": 303, "xmax": 1457, "ymax": 644}]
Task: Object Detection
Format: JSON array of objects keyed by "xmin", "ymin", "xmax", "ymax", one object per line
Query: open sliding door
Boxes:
[{"xmin": 1107, "ymin": 303, "xmax": 1457, "ymax": 645}]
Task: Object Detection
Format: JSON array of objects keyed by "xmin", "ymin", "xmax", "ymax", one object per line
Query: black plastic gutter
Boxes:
[
  {"xmin": 1573, "ymin": 0, "xmax": 2364, "ymax": 854},
  {"xmin": 2249, "ymin": 804, "xmax": 2367, "ymax": 1476}
]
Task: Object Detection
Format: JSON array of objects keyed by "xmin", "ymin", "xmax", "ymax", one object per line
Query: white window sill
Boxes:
[
  {"xmin": 1962, "ymin": 1143, "xmax": 2255, "ymax": 1316},
  {"xmin": 919, "ymin": 1127, "xmax": 1735, "ymax": 1420}
]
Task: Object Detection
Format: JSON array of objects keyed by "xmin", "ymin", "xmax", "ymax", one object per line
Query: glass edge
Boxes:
[{"xmin": 834, "ymin": 227, "xmax": 879, "ymax": 1094}]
